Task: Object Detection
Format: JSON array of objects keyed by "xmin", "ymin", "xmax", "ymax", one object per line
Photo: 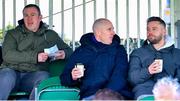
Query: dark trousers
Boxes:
[{"xmin": 0, "ymin": 68, "xmax": 49, "ymax": 100}]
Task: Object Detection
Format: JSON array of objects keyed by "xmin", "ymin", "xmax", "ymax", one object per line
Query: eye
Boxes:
[
  {"xmin": 152, "ymin": 28, "xmax": 157, "ymax": 31},
  {"xmin": 23, "ymin": 14, "xmax": 28, "ymax": 17},
  {"xmin": 31, "ymin": 13, "xmax": 38, "ymax": 16},
  {"xmin": 108, "ymin": 27, "xmax": 114, "ymax": 31}
]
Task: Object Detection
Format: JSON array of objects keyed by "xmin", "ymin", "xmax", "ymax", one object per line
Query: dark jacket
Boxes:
[
  {"xmin": 1, "ymin": 19, "xmax": 73, "ymax": 72},
  {"xmin": 128, "ymin": 36, "xmax": 180, "ymax": 99},
  {"xmin": 60, "ymin": 33, "xmax": 133, "ymax": 99}
]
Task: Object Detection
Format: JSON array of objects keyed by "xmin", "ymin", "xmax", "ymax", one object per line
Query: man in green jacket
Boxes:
[{"xmin": 0, "ymin": 4, "xmax": 73, "ymax": 100}]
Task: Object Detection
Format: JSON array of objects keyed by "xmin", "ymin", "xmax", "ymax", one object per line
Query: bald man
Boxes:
[{"xmin": 60, "ymin": 18, "xmax": 133, "ymax": 100}]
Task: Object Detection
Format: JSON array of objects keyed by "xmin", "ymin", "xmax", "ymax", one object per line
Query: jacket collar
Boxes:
[
  {"xmin": 143, "ymin": 35, "xmax": 174, "ymax": 52},
  {"xmin": 159, "ymin": 35, "xmax": 174, "ymax": 50},
  {"xmin": 79, "ymin": 33, "xmax": 120, "ymax": 52},
  {"xmin": 17, "ymin": 19, "xmax": 48, "ymax": 36}
]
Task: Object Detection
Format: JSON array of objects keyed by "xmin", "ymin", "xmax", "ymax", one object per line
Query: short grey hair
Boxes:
[
  {"xmin": 153, "ymin": 76, "xmax": 180, "ymax": 100},
  {"xmin": 92, "ymin": 18, "xmax": 111, "ymax": 32}
]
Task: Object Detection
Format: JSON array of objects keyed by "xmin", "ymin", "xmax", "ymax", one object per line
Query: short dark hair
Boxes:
[
  {"xmin": 23, "ymin": 4, "xmax": 41, "ymax": 15},
  {"xmin": 147, "ymin": 16, "xmax": 166, "ymax": 28},
  {"xmin": 93, "ymin": 88, "xmax": 125, "ymax": 100}
]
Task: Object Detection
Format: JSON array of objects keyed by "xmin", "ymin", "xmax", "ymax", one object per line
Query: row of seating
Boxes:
[
  {"xmin": 0, "ymin": 46, "xmax": 155, "ymax": 100},
  {"xmin": 9, "ymin": 61, "xmax": 155, "ymax": 100},
  {"xmin": 35, "ymin": 60, "xmax": 80, "ymax": 100}
]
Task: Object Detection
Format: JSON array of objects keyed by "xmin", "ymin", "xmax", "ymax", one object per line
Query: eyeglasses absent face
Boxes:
[{"xmin": 23, "ymin": 7, "xmax": 42, "ymax": 32}]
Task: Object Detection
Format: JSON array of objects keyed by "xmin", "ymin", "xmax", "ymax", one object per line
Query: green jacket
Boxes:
[{"xmin": 1, "ymin": 20, "xmax": 73, "ymax": 72}]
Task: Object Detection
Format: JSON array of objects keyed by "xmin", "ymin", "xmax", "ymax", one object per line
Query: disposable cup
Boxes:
[
  {"xmin": 76, "ymin": 63, "xmax": 84, "ymax": 78},
  {"xmin": 154, "ymin": 59, "xmax": 163, "ymax": 73}
]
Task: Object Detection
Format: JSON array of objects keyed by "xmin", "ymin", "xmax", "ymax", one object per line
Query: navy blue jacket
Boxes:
[{"xmin": 60, "ymin": 33, "xmax": 133, "ymax": 99}]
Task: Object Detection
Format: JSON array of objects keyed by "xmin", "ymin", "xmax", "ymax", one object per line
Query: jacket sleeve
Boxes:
[
  {"xmin": 48, "ymin": 30, "xmax": 73, "ymax": 60},
  {"xmin": 128, "ymin": 50, "xmax": 152, "ymax": 86},
  {"xmin": 105, "ymin": 46, "xmax": 128, "ymax": 91},
  {"xmin": 60, "ymin": 50, "xmax": 80, "ymax": 87},
  {"xmin": 2, "ymin": 30, "xmax": 37, "ymax": 64},
  {"xmin": 56, "ymin": 37, "xmax": 73, "ymax": 60},
  {"xmin": 173, "ymin": 49, "xmax": 180, "ymax": 80}
]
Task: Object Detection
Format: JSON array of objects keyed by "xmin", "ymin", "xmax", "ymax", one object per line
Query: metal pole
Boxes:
[
  {"xmin": 61, "ymin": 0, "xmax": 64, "ymax": 39},
  {"xmin": 35, "ymin": 0, "xmax": 39, "ymax": 6},
  {"xmin": 13, "ymin": 0, "xmax": 16, "ymax": 27},
  {"xmin": 49, "ymin": 0, "xmax": 53, "ymax": 29},
  {"xmin": 126, "ymin": 0, "xmax": 130, "ymax": 56},
  {"xmin": 2, "ymin": 0, "xmax": 5, "ymax": 38},
  {"xmin": 83, "ymin": 0, "xmax": 86, "ymax": 34},
  {"xmin": 115, "ymin": 0, "xmax": 119, "ymax": 35},
  {"xmin": 104, "ymin": 0, "xmax": 107, "ymax": 18},
  {"xmin": 148, "ymin": 0, "xmax": 151, "ymax": 17},
  {"xmin": 137, "ymin": 0, "xmax": 140, "ymax": 48},
  {"xmin": 94, "ymin": 0, "xmax": 96, "ymax": 21},
  {"xmin": 72, "ymin": 0, "xmax": 75, "ymax": 50}
]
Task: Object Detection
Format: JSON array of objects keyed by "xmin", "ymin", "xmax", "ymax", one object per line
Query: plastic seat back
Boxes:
[
  {"xmin": 36, "ymin": 76, "xmax": 80, "ymax": 100},
  {"xmin": 137, "ymin": 94, "xmax": 155, "ymax": 101}
]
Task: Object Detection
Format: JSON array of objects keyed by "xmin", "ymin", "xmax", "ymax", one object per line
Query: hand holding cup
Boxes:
[
  {"xmin": 148, "ymin": 59, "xmax": 163, "ymax": 74},
  {"xmin": 71, "ymin": 63, "xmax": 85, "ymax": 80},
  {"xmin": 154, "ymin": 59, "xmax": 163, "ymax": 73}
]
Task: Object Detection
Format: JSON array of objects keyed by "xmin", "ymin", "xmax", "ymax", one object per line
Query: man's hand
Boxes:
[
  {"xmin": 54, "ymin": 50, "xmax": 65, "ymax": 60},
  {"xmin": 71, "ymin": 67, "xmax": 83, "ymax": 80},
  {"xmin": 148, "ymin": 61, "xmax": 161, "ymax": 74},
  {"xmin": 38, "ymin": 52, "xmax": 48, "ymax": 62}
]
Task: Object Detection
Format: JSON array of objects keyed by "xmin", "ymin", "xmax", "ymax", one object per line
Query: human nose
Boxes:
[
  {"xmin": 27, "ymin": 15, "xmax": 33, "ymax": 20},
  {"xmin": 147, "ymin": 30, "xmax": 153, "ymax": 36},
  {"xmin": 112, "ymin": 30, "xmax": 115, "ymax": 35}
]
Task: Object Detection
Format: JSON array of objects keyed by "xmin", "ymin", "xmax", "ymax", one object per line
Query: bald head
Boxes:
[
  {"xmin": 92, "ymin": 18, "xmax": 112, "ymax": 33},
  {"xmin": 91, "ymin": 18, "xmax": 115, "ymax": 45}
]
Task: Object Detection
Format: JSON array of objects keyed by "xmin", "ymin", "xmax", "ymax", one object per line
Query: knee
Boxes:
[
  {"xmin": 0, "ymin": 68, "xmax": 16, "ymax": 81},
  {"xmin": 36, "ymin": 71, "xmax": 49, "ymax": 80},
  {"xmin": 33, "ymin": 71, "xmax": 49, "ymax": 84},
  {"xmin": 0, "ymin": 68, "xmax": 16, "ymax": 88}
]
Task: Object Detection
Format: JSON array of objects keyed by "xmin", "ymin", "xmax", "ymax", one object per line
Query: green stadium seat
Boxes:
[
  {"xmin": 137, "ymin": 94, "xmax": 155, "ymax": 101},
  {"xmin": 35, "ymin": 60, "xmax": 80, "ymax": 100},
  {"xmin": 35, "ymin": 76, "xmax": 80, "ymax": 100}
]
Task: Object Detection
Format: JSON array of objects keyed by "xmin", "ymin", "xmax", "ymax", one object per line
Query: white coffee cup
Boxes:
[
  {"xmin": 76, "ymin": 63, "xmax": 84, "ymax": 78},
  {"xmin": 154, "ymin": 59, "xmax": 163, "ymax": 73}
]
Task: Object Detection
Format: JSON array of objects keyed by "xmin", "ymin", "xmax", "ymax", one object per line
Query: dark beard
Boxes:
[
  {"xmin": 148, "ymin": 39, "xmax": 159, "ymax": 44},
  {"xmin": 148, "ymin": 36, "xmax": 162, "ymax": 44}
]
